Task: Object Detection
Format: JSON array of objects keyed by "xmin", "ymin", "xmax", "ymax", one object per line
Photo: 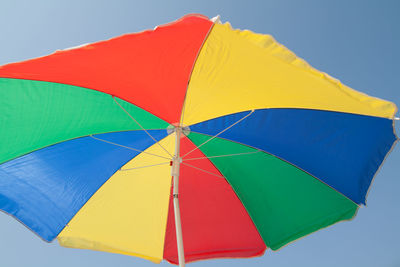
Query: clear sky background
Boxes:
[{"xmin": 0, "ymin": 1, "xmax": 399, "ymax": 266}]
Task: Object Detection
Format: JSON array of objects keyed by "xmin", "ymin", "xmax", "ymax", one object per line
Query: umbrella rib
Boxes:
[
  {"xmin": 181, "ymin": 162, "xmax": 225, "ymax": 179},
  {"xmin": 119, "ymin": 161, "xmax": 171, "ymax": 171},
  {"xmin": 112, "ymin": 96, "xmax": 173, "ymax": 158},
  {"xmin": 89, "ymin": 134, "xmax": 171, "ymax": 160},
  {"xmin": 182, "ymin": 150, "xmax": 262, "ymax": 161},
  {"xmin": 182, "ymin": 109, "xmax": 254, "ymax": 158}
]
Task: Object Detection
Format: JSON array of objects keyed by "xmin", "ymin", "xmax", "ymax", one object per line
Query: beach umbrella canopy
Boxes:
[{"xmin": 0, "ymin": 14, "xmax": 398, "ymax": 266}]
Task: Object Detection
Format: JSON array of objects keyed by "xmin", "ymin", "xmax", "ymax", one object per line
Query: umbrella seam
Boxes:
[
  {"xmin": 186, "ymin": 107, "xmax": 397, "ymax": 128},
  {"xmin": 178, "ymin": 19, "xmax": 216, "ymax": 127},
  {"xmin": 0, "ymin": 77, "xmax": 171, "ymax": 126},
  {"xmin": 189, "ymin": 130, "xmax": 361, "ymax": 206},
  {"xmin": 0, "ymin": 129, "xmax": 169, "ymax": 167}
]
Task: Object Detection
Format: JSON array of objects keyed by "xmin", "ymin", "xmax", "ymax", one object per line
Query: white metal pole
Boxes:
[{"xmin": 172, "ymin": 126, "xmax": 185, "ymax": 267}]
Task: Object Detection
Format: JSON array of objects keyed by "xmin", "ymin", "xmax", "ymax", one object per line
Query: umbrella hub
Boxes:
[{"xmin": 167, "ymin": 124, "xmax": 190, "ymax": 136}]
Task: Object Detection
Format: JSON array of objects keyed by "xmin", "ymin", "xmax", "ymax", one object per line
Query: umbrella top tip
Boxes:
[{"xmin": 211, "ymin": 15, "xmax": 221, "ymax": 24}]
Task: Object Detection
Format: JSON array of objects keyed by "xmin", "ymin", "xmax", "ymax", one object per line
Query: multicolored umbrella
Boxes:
[{"xmin": 0, "ymin": 14, "xmax": 398, "ymax": 266}]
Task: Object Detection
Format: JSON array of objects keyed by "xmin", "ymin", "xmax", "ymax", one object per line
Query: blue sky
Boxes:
[{"xmin": 0, "ymin": 0, "xmax": 399, "ymax": 266}]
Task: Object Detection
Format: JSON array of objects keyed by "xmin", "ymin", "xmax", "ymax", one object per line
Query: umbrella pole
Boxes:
[{"xmin": 172, "ymin": 126, "xmax": 185, "ymax": 267}]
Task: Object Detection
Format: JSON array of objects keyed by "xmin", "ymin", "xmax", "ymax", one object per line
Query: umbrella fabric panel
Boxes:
[
  {"xmin": 0, "ymin": 15, "xmax": 213, "ymax": 123},
  {"xmin": 163, "ymin": 136, "xmax": 266, "ymax": 264},
  {"xmin": 187, "ymin": 132, "xmax": 358, "ymax": 250},
  {"xmin": 181, "ymin": 22, "xmax": 397, "ymax": 126},
  {"xmin": 0, "ymin": 78, "xmax": 169, "ymax": 165},
  {"xmin": 0, "ymin": 130, "xmax": 167, "ymax": 242},
  {"xmin": 190, "ymin": 108, "xmax": 397, "ymax": 204},
  {"xmin": 58, "ymin": 134, "xmax": 174, "ymax": 263}
]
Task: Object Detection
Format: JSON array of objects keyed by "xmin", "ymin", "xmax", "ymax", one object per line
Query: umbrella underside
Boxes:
[{"xmin": 0, "ymin": 14, "xmax": 397, "ymax": 264}]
